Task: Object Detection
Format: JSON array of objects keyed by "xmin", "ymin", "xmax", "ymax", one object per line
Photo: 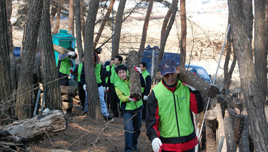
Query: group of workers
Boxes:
[{"xmin": 57, "ymin": 47, "xmax": 204, "ymax": 152}]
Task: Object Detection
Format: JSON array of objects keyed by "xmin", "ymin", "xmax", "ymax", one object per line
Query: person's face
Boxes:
[
  {"xmin": 140, "ymin": 64, "xmax": 146, "ymax": 71},
  {"xmin": 118, "ymin": 70, "xmax": 127, "ymax": 80},
  {"xmin": 110, "ymin": 60, "xmax": 114, "ymax": 66},
  {"xmin": 81, "ymin": 56, "xmax": 85, "ymax": 63},
  {"xmin": 114, "ymin": 58, "xmax": 121, "ymax": 65},
  {"xmin": 158, "ymin": 67, "xmax": 180, "ymax": 86}
]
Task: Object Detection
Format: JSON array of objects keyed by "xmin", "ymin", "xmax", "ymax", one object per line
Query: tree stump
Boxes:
[
  {"xmin": 238, "ymin": 115, "xmax": 250, "ymax": 152},
  {"xmin": 128, "ymin": 50, "xmax": 142, "ymax": 101},
  {"xmin": 178, "ymin": 68, "xmax": 219, "ymax": 98},
  {"xmin": 205, "ymin": 110, "xmax": 217, "ymax": 152}
]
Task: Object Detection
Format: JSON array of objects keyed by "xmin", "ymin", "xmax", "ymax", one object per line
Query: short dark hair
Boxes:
[
  {"xmin": 81, "ymin": 54, "xmax": 84, "ymax": 58},
  {"xmin": 115, "ymin": 55, "xmax": 123, "ymax": 63},
  {"xmin": 116, "ymin": 65, "xmax": 127, "ymax": 74},
  {"xmin": 111, "ymin": 58, "xmax": 114, "ymax": 61},
  {"xmin": 140, "ymin": 62, "xmax": 147, "ymax": 68},
  {"xmin": 67, "ymin": 47, "xmax": 74, "ymax": 51}
]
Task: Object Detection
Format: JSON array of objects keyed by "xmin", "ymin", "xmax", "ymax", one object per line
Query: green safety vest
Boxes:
[
  {"xmin": 105, "ymin": 65, "xmax": 111, "ymax": 84},
  {"xmin": 114, "ymin": 79, "xmax": 143, "ymax": 110},
  {"xmin": 58, "ymin": 57, "xmax": 71, "ymax": 75},
  {"xmin": 110, "ymin": 64, "xmax": 120, "ymax": 84},
  {"xmin": 153, "ymin": 80, "xmax": 194, "ymax": 138},
  {"xmin": 95, "ymin": 63, "xmax": 102, "ymax": 84},
  {"xmin": 77, "ymin": 63, "xmax": 83, "ymax": 82},
  {"xmin": 141, "ymin": 70, "xmax": 150, "ymax": 93}
]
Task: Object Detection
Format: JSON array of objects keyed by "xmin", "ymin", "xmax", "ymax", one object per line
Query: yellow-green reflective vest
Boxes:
[
  {"xmin": 105, "ymin": 65, "xmax": 111, "ymax": 84},
  {"xmin": 141, "ymin": 70, "xmax": 150, "ymax": 93},
  {"xmin": 77, "ymin": 63, "xmax": 83, "ymax": 82},
  {"xmin": 95, "ymin": 63, "xmax": 102, "ymax": 84},
  {"xmin": 58, "ymin": 58, "xmax": 71, "ymax": 75}
]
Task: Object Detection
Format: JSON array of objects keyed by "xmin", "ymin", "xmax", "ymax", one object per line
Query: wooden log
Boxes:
[
  {"xmin": 128, "ymin": 50, "xmax": 142, "ymax": 101},
  {"xmin": 53, "ymin": 44, "xmax": 71, "ymax": 54},
  {"xmin": 0, "ymin": 110, "xmax": 66, "ymax": 142},
  {"xmin": 205, "ymin": 110, "xmax": 217, "ymax": 152},
  {"xmin": 238, "ymin": 115, "xmax": 250, "ymax": 152},
  {"xmin": 60, "ymin": 85, "xmax": 77, "ymax": 96},
  {"xmin": 265, "ymin": 105, "xmax": 268, "ymax": 123},
  {"xmin": 214, "ymin": 103, "xmax": 227, "ymax": 152},
  {"xmin": 224, "ymin": 114, "xmax": 237, "ymax": 152},
  {"xmin": 178, "ymin": 68, "xmax": 219, "ymax": 99}
]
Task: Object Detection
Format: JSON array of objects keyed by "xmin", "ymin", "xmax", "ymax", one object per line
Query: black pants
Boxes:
[
  {"xmin": 142, "ymin": 94, "xmax": 147, "ymax": 120},
  {"xmin": 78, "ymin": 83, "xmax": 85, "ymax": 108},
  {"xmin": 105, "ymin": 90, "xmax": 111, "ymax": 110},
  {"xmin": 110, "ymin": 84, "xmax": 120, "ymax": 116},
  {"xmin": 59, "ymin": 73, "xmax": 69, "ymax": 86},
  {"xmin": 162, "ymin": 148, "xmax": 195, "ymax": 152}
]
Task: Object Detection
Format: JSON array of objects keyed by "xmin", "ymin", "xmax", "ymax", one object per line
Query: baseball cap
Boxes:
[{"xmin": 158, "ymin": 58, "xmax": 177, "ymax": 76}]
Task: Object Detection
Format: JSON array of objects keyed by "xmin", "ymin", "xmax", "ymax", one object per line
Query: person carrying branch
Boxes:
[
  {"xmin": 114, "ymin": 65, "xmax": 145, "ymax": 152},
  {"xmin": 146, "ymin": 58, "xmax": 204, "ymax": 152},
  {"xmin": 140, "ymin": 62, "xmax": 151, "ymax": 121}
]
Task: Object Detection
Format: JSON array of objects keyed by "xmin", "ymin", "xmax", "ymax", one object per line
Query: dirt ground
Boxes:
[{"xmin": 29, "ymin": 104, "xmax": 152, "ymax": 152}]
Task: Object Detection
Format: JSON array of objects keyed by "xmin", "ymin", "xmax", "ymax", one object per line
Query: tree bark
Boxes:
[
  {"xmin": 75, "ymin": 0, "xmax": 84, "ymax": 62},
  {"xmin": 128, "ymin": 50, "xmax": 142, "ymax": 100},
  {"xmin": 50, "ymin": 5, "xmax": 57, "ymax": 24},
  {"xmin": 0, "ymin": 0, "xmax": 13, "ymax": 120},
  {"xmin": 53, "ymin": 0, "xmax": 64, "ymax": 34},
  {"xmin": 0, "ymin": 110, "xmax": 66, "ymax": 142},
  {"xmin": 254, "ymin": 0, "xmax": 267, "ymax": 103},
  {"xmin": 5, "ymin": 0, "xmax": 13, "ymax": 53},
  {"xmin": 229, "ymin": 0, "xmax": 268, "ymax": 150},
  {"xmin": 178, "ymin": 68, "xmax": 219, "ymax": 98},
  {"xmin": 84, "ymin": 0, "xmax": 100, "ymax": 120},
  {"xmin": 68, "ymin": 0, "xmax": 74, "ymax": 34},
  {"xmin": 80, "ymin": 1, "xmax": 86, "ymax": 41},
  {"xmin": 111, "ymin": 0, "xmax": 126, "ymax": 58},
  {"xmin": 224, "ymin": 115, "xmax": 237, "ymax": 152},
  {"xmin": 94, "ymin": 0, "xmax": 115, "ymax": 48},
  {"xmin": 16, "ymin": 0, "xmax": 43, "ymax": 119},
  {"xmin": 138, "ymin": 0, "xmax": 154, "ymax": 57},
  {"xmin": 214, "ymin": 103, "xmax": 226, "ymax": 152},
  {"xmin": 39, "ymin": 0, "xmax": 62, "ymax": 110},
  {"xmin": 205, "ymin": 110, "xmax": 216, "ymax": 152},
  {"xmin": 238, "ymin": 115, "xmax": 250, "ymax": 152},
  {"xmin": 179, "ymin": 0, "xmax": 186, "ymax": 68}
]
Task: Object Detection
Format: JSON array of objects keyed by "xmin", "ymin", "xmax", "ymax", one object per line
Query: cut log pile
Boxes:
[{"xmin": 199, "ymin": 93, "xmax": 264, "ymax": 152}]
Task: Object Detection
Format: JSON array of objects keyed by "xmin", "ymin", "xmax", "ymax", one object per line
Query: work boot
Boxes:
[{"xmin": 104, "ymin": 116, "xmax": 113, "ymax": 121}]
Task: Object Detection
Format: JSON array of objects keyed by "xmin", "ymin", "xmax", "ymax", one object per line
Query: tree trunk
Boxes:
[
  {"xmin": 0, "ymin": 110, "xmax": 66, "ymax": 142},
  {"xmin": 179, "ymin": 0, "xmax": 186, "ymax": 68},
  {"xmin": 39, "ymin": 0, "xmax": 61, "ymax": 110},
  {"xmin": 128, "ymin": 50, "xmax": 142, "ymax": 100},
  {"xmin": 94, "ymin": 0, "xmax": 115, "ymax": 48},
  {"xmin": 80, "ymin": 0, "xmax": 85, "ymax": 41},
  {"xmin": 229, "ymin": 0, "xmax": 268, "ymax": 151},
  {"xmin": 75, "ymin": 0, "xmax": 84, "ymax": 62},
  {"xmin": 16, "ymin": 0, "xmax": 43, "ymax": 119},
  {"xmin": 160, "ymin": 3, "xmax": 173, "ymax": 44},
  {"xmin": 0, "ymin": 0, "xmax": 13, "ymax": 120},
  {"xmin": 111, "ymin": 0, "xmax": 126, "ymax": 58},
  {"xmin": 178, "ymin": 68, "xmax": 219, "ymax": 98},
  {"xmin": 254, "ymin": 0, "xmax": 267, "ymax": 103},
  {"xmin": 205, "ymin": 110, "xmax": 216, "ymax": 152},
  {"xmin": 50, "ymin": 5, "xmax": 57, "ymax": 24},
  {"xmin": 84, "ymin": 0, "xmax": 100, "ymax": 120},
  {"xmin": 68, "ymin": 0, "xmax": 74, "ymax": 34},
  {"xmin": 53, "ymin": 0, "xmax": 64, "ymax": 34},
  {"xmin": 5, "ymin": 0, "xmax": 13, "ymax": 53},
  {"xmin": 138, "ymin": 0, "xmax": 154, "ymax": 57}
]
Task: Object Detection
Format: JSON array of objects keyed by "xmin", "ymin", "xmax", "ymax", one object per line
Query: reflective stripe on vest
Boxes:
[
  {"xmin": 77, "ymin": 63, "xmax": 83, "ymax": 82},
  {"xmin": 153, "ymin": 80, "xmax": 194, "ymax": 138},
  {"xmin": 95, "ymin": 63, "xmax": 102, "ymax": 84},
  {"xmin": 114, "ymin": 79, "xmax": 143, "ymax": 110}
]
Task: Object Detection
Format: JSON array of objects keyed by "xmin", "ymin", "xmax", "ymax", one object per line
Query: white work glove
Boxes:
[
  {"xmin": 143, "ymin": 95, "xmax": 148, "ymax": 101},
  {"xmin": 152, "ymin": 137, "xmax": 162, "ymax": 152},
  {"xmin": 103, "ymin": 87, "xmax": 107, "ymax": 92},
  {"xmin": 68, "ymin": 51, "xmax": 76, "ymax": 56},
  {"xmin": 184, "ymin": 84, "xmax": 196, "ymax": 91},
  {"xmin": 83, "ymin": 84, "xmax": 87, "ymax": 91},
  {"xmin": 106, "ymin": 87, "xmax": 109, "ymax": 91},
  {"xmin": 134, "ymin": 67, "xmax": 142, "ymax": 74},
  {"xmin": 129, "ymin": 97, "xmax": 137, "ymax": 102}
]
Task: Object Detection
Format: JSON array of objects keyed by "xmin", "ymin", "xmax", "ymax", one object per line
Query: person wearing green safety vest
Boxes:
[
  {"xmin": 139, "ymin": 62, "xmax": 151, "ymax": 121},
  {"xmin": 57, "ymin": 47, "xmax": 77, "ymax": 86},
  {"xmin": 109, "ymin": 55, "xmax": 123, "ymax": 117},
  {"xmin": 114, "ymin": 65, "xmax": 146, "ymax": 152},
  {"xmin": 71, "ymin": 54, "xmax": 86, "ymax": 110},
  {"xmin": 146, "ymin": 58, "xmax": 204, "ymax": 152},
  {"xmin": 103, "ymin": 58, "xmax": 114, "ymax": 111}
]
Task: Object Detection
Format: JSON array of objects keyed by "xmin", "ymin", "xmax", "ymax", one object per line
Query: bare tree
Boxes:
[
  {"xmin": 254, "ymin": 0, "xmax": 267, "ymax": 103},
  {"xmin": 0, "ymin": 0, "xmax": 13, "ymax": 120},
  {"xmin": 94, "ymin": 0, "xmax": 115, "ymax": 48},
  {"xmin": 158, "ymin": 0, "xmax": 178, "ymax": 61},
  {"xmin": 84, "ymin": 0, "xmax": 100, "ymax": 119},
  {"xmin": 80, "ymin": 0, "xmax": 86, "ymax": 40},
  {"xmin": 39, "ymin": 0, "xmax": 62, "ymax": 110},
  {"xmin": 228, "ymin": 0, "xmax": 268, "ymax": 150},
  {"xmin": 50, "ymin": 5, "xmax": 57, "ymax": 24},
  {"xmin": 68, "ymin": 0, "xmax": 74, "ymax": 34},
  {"xmin": 6, "ymin": 0, "xmax": 13, "ymax": 53},
  {"xmin": 138, "ymin": 0, "xmax": 154, "ymax": 57},
  {"xmin": 179, "ymin": 0, "xmax": 186, "ymax": 68},
  {"xmin": 53, "ymin": 0, "xmax": 64, "ymax": 34},
  {"xmin": 75, "ymin": 0, "xmax": 83, "ymax": 61},
  {"xmin": 111, "ymin": 0, "xmax": 126, "ymax": 58},
  {"xmin": 15, "ymin": 0, "xmax": 43, "ymax": 119}
]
